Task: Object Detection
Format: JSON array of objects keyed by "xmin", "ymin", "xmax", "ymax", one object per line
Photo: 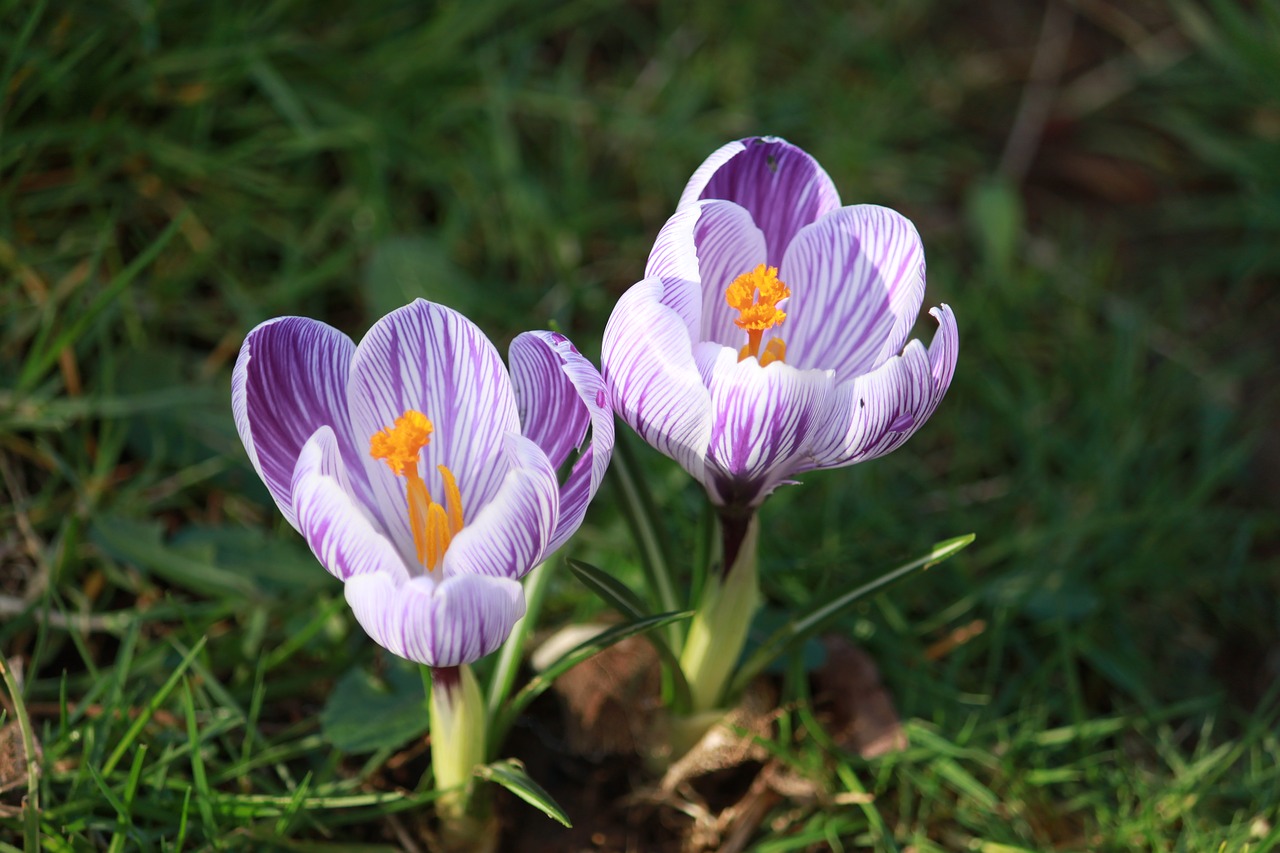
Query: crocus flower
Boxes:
[
  {"xmin": 232, "ymin": 299, "xmax": 613, "ymax": 667},
  {"xmin": 602, "ymin": 136, "xmax": 957, "ymax": 513}
]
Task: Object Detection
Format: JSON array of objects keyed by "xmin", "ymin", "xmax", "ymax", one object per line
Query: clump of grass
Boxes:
[{"xmin": 1, "ymin": 0, "xmax": 1276, "ymax": 849}]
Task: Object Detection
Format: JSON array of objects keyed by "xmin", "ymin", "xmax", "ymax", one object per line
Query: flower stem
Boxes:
[
  {"xmin": 679, "ymin": 514, "xmax": 760, "ymax": 715},
  {"xmin": 430, "ymin": 664, "xmax": 495, "ymax": 850}
]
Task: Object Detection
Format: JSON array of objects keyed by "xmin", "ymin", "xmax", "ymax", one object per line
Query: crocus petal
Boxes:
[
  {"xmin": 602, "ymin": 277, "xmax": 714, "ymax": 485},
  {"xmin": 444, "ymin": 433, "xmax": 559, "ymax": 580},
  {"xmin": 509, "ymin": 331, "xmax": 616, "ymax": 556},
  {"xmin": 642, "ymin": 204, "xmax": 703, "ymax": 340},
  {"xmin": 232, "ymin": 316, "xmax": 373, "ymax": 529},
  {"xmin": 508, "ymin": 332, "xmax": 591, "ymax": 471},
  {"xmin": 344, "ymin": 571, "xmax": 525, "ymax": 667},
  {"xmin": 290, "ymin": 426, "xmax": 406, "ymax": 581},
  {"xmin": 781, "ymin": 205, "xmax": 924, "ymax": 383},
  {"xmin": 700, "ymin": 345, "xmax": 833, "ymax": 506},
  {"xmin": 348, "ymin": 299, "xmax": 521, "ymax": 560},
  {"xmin": 809, "ymin": 304, "xmax": 958, "ymax": 469},
  {"xmin": 647, "ymin": 199, "xmax": 769, "ymax": 349},
  {"xmin": 678, "ymin": 136, "xmax": 841, "ymax": 266}
]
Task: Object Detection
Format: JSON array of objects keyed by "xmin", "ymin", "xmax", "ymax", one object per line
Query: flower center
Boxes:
[
  {"xmin": 725, "ymin": 264, "xmax": 789, "ymax": 366},
  {"xmin": 369, "ymin": 410, "xmax": 464, "ymax": 571}
]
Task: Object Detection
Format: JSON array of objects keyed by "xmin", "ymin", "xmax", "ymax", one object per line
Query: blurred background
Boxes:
[{"xmin": 2, "ymin": 0, "xmax": 1277, "ymax": 849}]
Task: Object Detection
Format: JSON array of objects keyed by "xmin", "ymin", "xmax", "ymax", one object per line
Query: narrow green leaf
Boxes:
[
  {"xmin": 476, "ymin": 759, "xmax": 571, "ymax": 827},
  {"xmin": 728, "ymin": 534, "xmax": 975, "ymax": 697},
  {"xmin": 496, "ymin": 610, "xmax": 692, "ymax": 737},
  {"xmin": 85, "ymin": 762, "xmax": 129, "ymax": 822},
  {"xmin": 567, "ymin": 559, "xmax": 694, "ymax": 713},
  {"xmin": 263, "ymin": 596, "xmax": 347, "ymax": 672},
  {"xmin": 274, "ymin": 772, "xmax": 314, "ymax": 836},
  {"xmin": 90, "ymin": 515, "xmax": 260, "ymax": 600},
  {"xmin": 175, "ymin": 787, "xmax": 192, "ymax": 851},
  {"xmin": 610, "ymin": 434, "xmax": 681, "ymax": 650},
  {"xmin": 486, "ymin": 561, "xmax": 554, "ymax": 726},
  {"xmin": 102, "ymin": 636, "xmax": 208, "ymax": 776},
  {"xmin": 113, "ymin": 744, "xmax": 148, "ymax": 850},
  {"xmin": 566, "ymin": 558, "xmax": 650, "ymax": 617},
  {"xmin": 181, "ymin": 677, "xmax": 219, "ymax": 840},
  {"xmin": 19, "ymin": 213, "xmax": 186, "ymax": 390},
  {"xmin": 0, "ymin": 656, "xmax": 41, "ymax": 852}
]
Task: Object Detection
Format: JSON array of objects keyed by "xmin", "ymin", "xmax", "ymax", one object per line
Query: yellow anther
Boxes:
[
  {"xmin": 369, "ymin": 409, "xmax": 465, "ymax": 572},
  {"xmin": 725, "ymin": 264, "xmax": 790, "ymax": 362},
  {"xmin": 439, "ymin": 465, "xmax": 464, "ymax": 536},
  {"xmin": 758, "ymin": 338, "xmax": 787, "ymax": 367}
]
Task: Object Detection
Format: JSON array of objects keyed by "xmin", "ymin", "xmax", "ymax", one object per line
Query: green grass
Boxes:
[{"xmin": 2, "ymin": 0, "xmax": 1278, "ymax": 849}]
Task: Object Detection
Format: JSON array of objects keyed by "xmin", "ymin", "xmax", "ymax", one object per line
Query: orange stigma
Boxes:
[
  {"xmin": 725, "ymin": 264, "xmax": 790, "ymax": 363},
  {"xmin": 369, "ymin": 410, "xmax": 465, "ymax": 571}
]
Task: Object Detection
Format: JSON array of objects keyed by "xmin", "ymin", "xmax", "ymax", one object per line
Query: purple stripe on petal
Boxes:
[
  {"xmin": 509, "ymin": 332, "xmax": 591, "ymax": 471},
  {"xmin": 926, "ymin": 305, "xmax": 959, "ymax": 410},
  {"xmin": 349, "ymin": 300, "xmax": 521, "ymax": 561},
  {"xmin": 809, "ymin": 304, "xmax": 958, "ymax": 469},
  {"xmin": 511, "ymin": 331, "xmax": 616, "ymax": 556},
  {"xmin": 861, "ymin": 206, "xmax": 928, "ymax": 367},
  {"xmin": 232, "ymin": 317, "xmax": 371, "ymax": 530},
  {"xmin": 643, "ymin": 204, "xmax": 705, "ymax": 339},
  {"xmin": 647, "ymin": 200, "xmax": 768, "ymax": 349},
  {"xmin": 444, "ymin": 433, "xmax": 559, "ymax": 581},
  {"xmin": 781, "ymin": 206, "xmax": 915, "ymax": 383},
  {"xmin": 677, "ymin": 139, "xmax": 748, "ymax": 209},
  {"xmin": 703, "ymin": 349, "xmax": 833, "ymax": 506},
  {"xmin": 344, "ymin": 572, "xmax": 525, "ymax": 667},
  {"xmin": 681, "ymin": 137, "xmax": 841, "ymax": 266},
  {"xmin": 602, "ymin": 278, "xmax": 714, "ymax": 485},
  {"xmin": 290, "ymin": 426, "xmax": 407, "ymax": 582}
]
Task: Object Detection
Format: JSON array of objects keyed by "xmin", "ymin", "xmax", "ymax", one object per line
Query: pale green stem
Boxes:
[
  {"xmin": 678, "ymin": 515, "xmax": 760, "ymax": 716},
  {"xmin": 430, "ymin": 664, "xmax": 494, "ymax": 850}
]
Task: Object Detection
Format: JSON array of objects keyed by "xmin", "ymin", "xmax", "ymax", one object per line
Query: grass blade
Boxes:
[
  {"xmin": 475, "ymin": 759, "xmax": 571, "ymax": 827},
  {"xmin": 101, "ymin": 635, "xmax": 208, "ymax": 776},
  {"xmin": 494, "ymin": 610, "xmax": 692, "ymax": 738},
  {"xmin": 610, "ymin": 434, "xmax": 682, "ymax": 650},
  {"xmin": 18, "ymin": 213, "xmax": 187, "ymax": 391},
  {"xmin": 728, "ymin": 534, "xmax": 975, "ymax": 697},
  {"xmin": 0, "ymin": 658, "xmax": 40, "ymax": 852},
  {"xmin": 486, "ymin": 560, "xmax": 554, "ymax": 725},
  {"xmin": 567, "ymin": 559, "xmax": 693, "ymax": 713}
]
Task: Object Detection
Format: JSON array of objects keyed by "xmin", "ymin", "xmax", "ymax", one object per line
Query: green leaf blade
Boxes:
[
  {"xmin": 728, "ymin": 534, "xmax": 976, "ymax": 696},
  {"xmin": 476, "ymin": 759, "xmax": 571, "ymax": 827}
]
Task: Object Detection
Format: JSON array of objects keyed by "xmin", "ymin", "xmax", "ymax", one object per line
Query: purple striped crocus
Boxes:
[
  {"xmin": 232, "ymin": 298, "xmax": 613, "ymax": 668},
  {"xmin": 603, "ymin": 136, "xmax": 958, "ymax": 517}
]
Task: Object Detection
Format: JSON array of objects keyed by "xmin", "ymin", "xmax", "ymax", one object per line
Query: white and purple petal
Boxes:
[
  {"xmin": 232, "ymin": 316, "xmax": 374, "ymax": 529},
  {"xmin": 344, "ymin": 571, "xmax": 525, "ymax": 667},
  {"xmin": 700, "ymin": 346, "xmax": 833, "ymax": 506},
  {"xmin": 647, "ymin": 199, "xmax": 769, "ymax": 349},
  {"xmin": 509, "ymin": 332, "xmax": 591, "ymax": 472},
  {"xmin": 509, "ymin": 331, "xmax": 616, "ymax": 555},
  {"xmin": 602, "ymin": 277, "xmax": 715, "ymax": 486},
  {"xmin": 642, "ymin": 203, "xmax": 704, "ymax": 340},
  {"xmin": 678, "ymin": 136, "xmax": 841, "ymax": 266},
  {"xmin": 809, "ymin": 304, "xmax": 958, "ymax": 469},
  {"xmin": 290, "ymin": 426, "xmax": 405, "ymax": 582},
  {"xmin": 781, "ymin": 205, "xmax": 925, "ymax": 383},
  {"xmin": 349, "ymin": 299, "xmax": 521, "ymax": 559},
  {"xmin": 444, "ymin": 433, "xmax": 559, "ymax": 581}
]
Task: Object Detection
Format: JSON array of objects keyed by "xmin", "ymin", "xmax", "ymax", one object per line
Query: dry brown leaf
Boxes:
[
  {"xmin": 541, "ymin": 626, "xmax": 662, "ymax": 758},
  {"xmin": 812, "ymin": 636, "xmax": 908, "ymax": 759}
]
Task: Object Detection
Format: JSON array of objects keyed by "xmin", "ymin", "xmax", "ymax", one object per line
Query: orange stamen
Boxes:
[
  {"xmin": 369, "ymin": 409, "xmax": 466, "ymax": 571},
  {"xmin": 725, "ymin": 264, "xmax": 790, "ymax": 362}
]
